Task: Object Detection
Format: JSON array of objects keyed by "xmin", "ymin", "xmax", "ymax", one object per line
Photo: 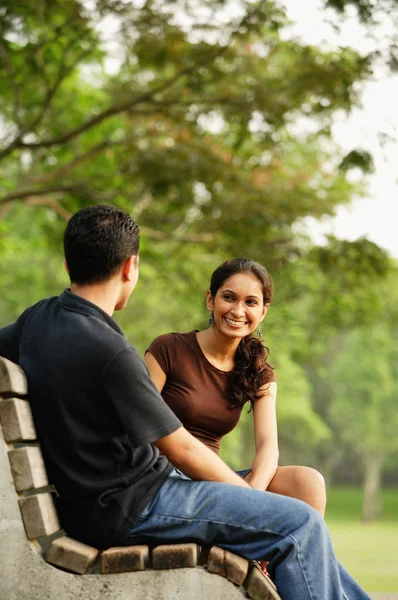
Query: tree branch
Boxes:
[
  {"xmin": 29, "ymin": 140, "xmax": 115, "ymax": 184},
  {"xmin": 1, "ymin": 193, "xmax": 216, "ymax": 243},
  {"xmin": 23, "ymin": 197, "xmax": 72, "ymax": 220},
  {"xmin": 0, "ymin": 2, "xmax": 263, "ymax": 161},
  {"xmin": 131, "ymin": 192, "xmax": 153, "ymax": 220},
  {"xmin": 139, "ymin": 225, "xmax": 216, "ymax": 243},
  {"xmin": 0, "ymin": 184, "xmax": 114, "ymax": 205},
  {"xmin": 22, "ymin": 56, "xmax": 221, "ymax": 148},
  {"xmin": 26, "ymin": 45, "xmax": 96, "ymax": 135}
]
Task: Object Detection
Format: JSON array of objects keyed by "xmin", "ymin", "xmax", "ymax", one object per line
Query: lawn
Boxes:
[{"xmin": 326, "ymin": 487, "xmax": 398, "ymax": 593}]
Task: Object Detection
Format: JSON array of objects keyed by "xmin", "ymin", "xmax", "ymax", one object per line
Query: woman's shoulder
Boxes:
[
  {"xmin": 146, "ymin": 331, "xmax": 198, "ymax": 373},
  {"xmin": 146, "ymin": 330, "xmax": 199, "ymax": 358},
  {"xmin": 148, "ymin": 330, "xmax": 197, "ymax": 349},
  {"xmin": 260, "ymin": 362, "xmax": 276, "ymax": 385}
]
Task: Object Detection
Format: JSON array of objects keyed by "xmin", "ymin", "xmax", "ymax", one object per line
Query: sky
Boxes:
[{"xmin": 282, "ymin": 0, "xmax": 398, "ymax": 259}]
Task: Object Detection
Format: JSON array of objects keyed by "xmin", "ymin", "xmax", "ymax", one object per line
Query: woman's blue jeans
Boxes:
[{"xmin": 128, "ymin": 470, "xmax": 371, "ymax": 600}]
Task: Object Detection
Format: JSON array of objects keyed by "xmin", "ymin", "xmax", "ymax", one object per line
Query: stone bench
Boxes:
[{"xmin": 0, "ymin": 355, "xmax": 281, "ymax": 600}]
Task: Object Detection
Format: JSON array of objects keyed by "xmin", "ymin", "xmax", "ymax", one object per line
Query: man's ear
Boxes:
[
  {"xmin": 64, "ymin": 259, "xmax": 69, "ymax": 274},
  {"xmin": 122, "ymin": 255, "xmax": 138, "ymax": 281},
  {"xmin": 205, "ymin": 290, "xmax": 214, "ymax": 311}
]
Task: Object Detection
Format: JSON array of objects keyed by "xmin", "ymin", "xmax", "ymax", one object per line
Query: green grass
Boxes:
[
  {"xmin": 326, "ymin": 487, "xmax": 398, "ymax": 593},
  {"xmin": 326, "ymin": 486, "xmax": 398, "ymax": 523}
]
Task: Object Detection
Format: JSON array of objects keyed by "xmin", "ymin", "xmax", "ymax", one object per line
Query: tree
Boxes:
[
  {"xmin": 328, "ymin": 321, "xmax": 398, "ymax": 521},
  {"xmin": 0, "ymin": 0, "xmax": 371, "ymax": 265}
]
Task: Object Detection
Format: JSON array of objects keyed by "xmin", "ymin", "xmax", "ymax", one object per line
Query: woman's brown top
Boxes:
[{"xmin": 146, "ymin": 330, "xmax": 275, "ymax": 454}]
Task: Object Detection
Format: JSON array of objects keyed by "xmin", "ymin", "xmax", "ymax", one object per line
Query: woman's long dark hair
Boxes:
[{"xmin": 209, "ymin": 258, "xmax": 274, "ymax": 409}]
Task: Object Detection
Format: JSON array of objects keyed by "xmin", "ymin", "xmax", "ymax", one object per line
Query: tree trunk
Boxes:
[{"xmin": 362, "ymin": 454, "xmax": 383, "ymax": 522}]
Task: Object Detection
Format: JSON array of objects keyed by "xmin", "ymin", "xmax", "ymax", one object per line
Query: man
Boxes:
[{"xmin": 0, "ymin": 205, "xmax": 370, "ymax": 600}]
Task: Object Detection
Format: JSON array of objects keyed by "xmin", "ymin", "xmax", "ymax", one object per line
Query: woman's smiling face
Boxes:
[{"xmin": 206, "ymin": 272, "xmax": 269, "ymax": 339}]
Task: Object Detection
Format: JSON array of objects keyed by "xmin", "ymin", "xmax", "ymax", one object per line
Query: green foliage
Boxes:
[
  {"xmin": 0, "ymin": 204, "xmax": 66, "ymax": 320},
  {"xmin": 274, "ymin": 352, "xmax": 330, "ymax": 450},
  {"xmin": 329, "ymin": 324, "xmax": 398, "ymax": 457},
  {"xmin": 307, "ymin": 237, "xmax": 392, "ymax": 329},
  {"xmin": 338, "ymin": 149, "xmax": 374, "ymax": 173}
]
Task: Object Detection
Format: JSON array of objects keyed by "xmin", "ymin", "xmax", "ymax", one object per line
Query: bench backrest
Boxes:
[{"xmin": 0, "ymin": 356, "xmax": 99, "ymax": 573}]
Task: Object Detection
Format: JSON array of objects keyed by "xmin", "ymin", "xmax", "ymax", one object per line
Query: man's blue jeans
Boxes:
[{"xmin": 128, "ymin": 470, "xmax": 371, "ymax": 600}]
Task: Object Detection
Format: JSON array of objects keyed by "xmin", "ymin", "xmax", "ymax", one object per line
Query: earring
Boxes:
[
  {"xmin": 257, "ymin": 327, "xmax": 262, "ymax": 338},
  {"xmin": 208, "ymin": 312, "xmax": 213, "ymax": 325}
]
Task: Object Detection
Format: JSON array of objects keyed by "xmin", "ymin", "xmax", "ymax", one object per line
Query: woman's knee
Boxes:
[
  {"xmin": 271, "ymin": 465, "xmax": 327, "ymax": 516},
  {"xmin": 295, "ymin": 466, "xmax": 325, "ymax": 490},
  {"xmin": 295, "ymin": 466, "xmax": 327, "ymax": 513}
]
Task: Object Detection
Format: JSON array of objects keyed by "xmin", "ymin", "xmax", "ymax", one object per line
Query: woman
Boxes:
[{"xmin": 145, "ymin": 258, "xmax": 326, "ymax": 516}]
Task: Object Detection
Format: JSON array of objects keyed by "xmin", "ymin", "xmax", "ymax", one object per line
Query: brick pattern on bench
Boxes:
[
  {"xmin": 208, "ymin": 545, "xmax": 249, "ymax": 585},
  {"xmin": 101, "ymin": 544, "xmax": 150, "ymax": 573},
  {"xmin": 9, "ymin": 446, "xmax": 48, "ymax": 491},
  {"xmin": 46, "ymin": 536, "xmax": 99, "ymax": 575},
  {"xmin": 0, "ymin": 356, "xmax": 281, "ymax": 598}
]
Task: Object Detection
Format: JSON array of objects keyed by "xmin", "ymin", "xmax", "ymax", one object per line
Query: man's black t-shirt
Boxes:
[{"xmin": 0, "ymin": 290, "xmax": 181, "ymax": 548}]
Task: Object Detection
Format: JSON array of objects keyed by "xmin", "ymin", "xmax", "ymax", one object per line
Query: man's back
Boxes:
[{"xmin": 3, "ymin": 289, "xmax": 180, "ymax": 548}]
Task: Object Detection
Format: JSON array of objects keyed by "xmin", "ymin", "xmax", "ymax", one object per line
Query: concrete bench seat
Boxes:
[{"xmin": 0, "ymin": 355, "xmax": 281, "ymax": 600}]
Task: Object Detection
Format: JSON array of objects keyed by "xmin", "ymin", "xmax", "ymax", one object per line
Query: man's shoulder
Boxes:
[
  {"xmin": 14, "ymin": 296, "xmax": 59, "ymax": 328},
  {"xmin": 27, "ymin": 292, "xmax": 132, "ymax": 364},
  {"xmin": 25, "ymin": 295, "xmax": 58, "ymax": 312},
  {"xmin": 71, "ymin": 311, "xmax": 133, "ymax": 364}
]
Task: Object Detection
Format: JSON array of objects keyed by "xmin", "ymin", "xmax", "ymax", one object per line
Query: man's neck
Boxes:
[{"xmin": 70, "ymin": 282, "xmax": 118, "ymax": 316}]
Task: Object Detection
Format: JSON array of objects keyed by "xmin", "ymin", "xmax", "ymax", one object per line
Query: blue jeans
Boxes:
[{"xmin": 128, "ymin": 470, "xmax": 371, "ymax": 600}]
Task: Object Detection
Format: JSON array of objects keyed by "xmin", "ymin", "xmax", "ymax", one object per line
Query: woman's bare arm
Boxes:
[
  {"xmin": 155, "ymin": 426, "xmax": 251, "ymax": 488},
  {"xmin": 244, "ymin": 382, "xmax": 279, "ymax": 490},
  {"xmin": 144, "ymin": 351, "xmax": 167, "ymax": 392}
]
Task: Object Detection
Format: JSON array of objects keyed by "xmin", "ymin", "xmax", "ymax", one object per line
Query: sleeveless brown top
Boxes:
[{"xmin": 146, "ymin": 330, "xmax": 275, "ymax": 454}]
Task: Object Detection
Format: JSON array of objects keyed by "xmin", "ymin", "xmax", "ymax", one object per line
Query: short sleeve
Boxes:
[
  {"xmin": 0, "ymin": 304, "xmax": 38, "ymax": 363},
  {"xmin": 102, "ymin": 346, "xmax": 182, "ymax": 448},
  {"xmin": 0, "ymin": 322, "xmax": 19, "ymax": 363},
  {"xmin": 145, "ymin": 333, "xmax": 177, "ymax": 376}
]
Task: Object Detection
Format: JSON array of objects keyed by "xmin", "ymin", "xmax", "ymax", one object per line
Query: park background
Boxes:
[{"xmin": 0, "ymin": 0, "xmax": 397, "ymax": 593}]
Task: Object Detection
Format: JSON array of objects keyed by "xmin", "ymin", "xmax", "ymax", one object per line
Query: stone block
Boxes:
[
  {"xmin": 19, "ymin": 493, "xmax": 60, "ymax": 539},
  {"xmin": 8, "ymin": 446, "xmax": 48, "ymax": 491},
  {"xmin": 0, "ymin": 357, "xmax": 28, "ymax": 397},
  {"xmin": 152, "ymin": 543, "xmax": 198, "ymax": 569},
  {"xmin": 0, "ymin": 398, "xmax": 36, "ymax": 442},
  {"xmin": 251, "ymin": 561, "xmax": 277, "ymax": 591},
  {"xmin": 101, "ymin": 545, "xmax": 150, "ymax": 573},
  {"xmin": 246, "ymin": 562, "xmax": 281, "ymax": 600},
  {"xmin": 46, "ymin": 536, "xmax": 99, "ymax": 574},
  {"xmin": 207, "ymin": 546, "xmax": 249, "ymax": 586}
]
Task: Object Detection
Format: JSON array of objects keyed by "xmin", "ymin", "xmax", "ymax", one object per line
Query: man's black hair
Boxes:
[{"xmin": 64, "ymin": 205, "xmax": 140, "ymax": 285}]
